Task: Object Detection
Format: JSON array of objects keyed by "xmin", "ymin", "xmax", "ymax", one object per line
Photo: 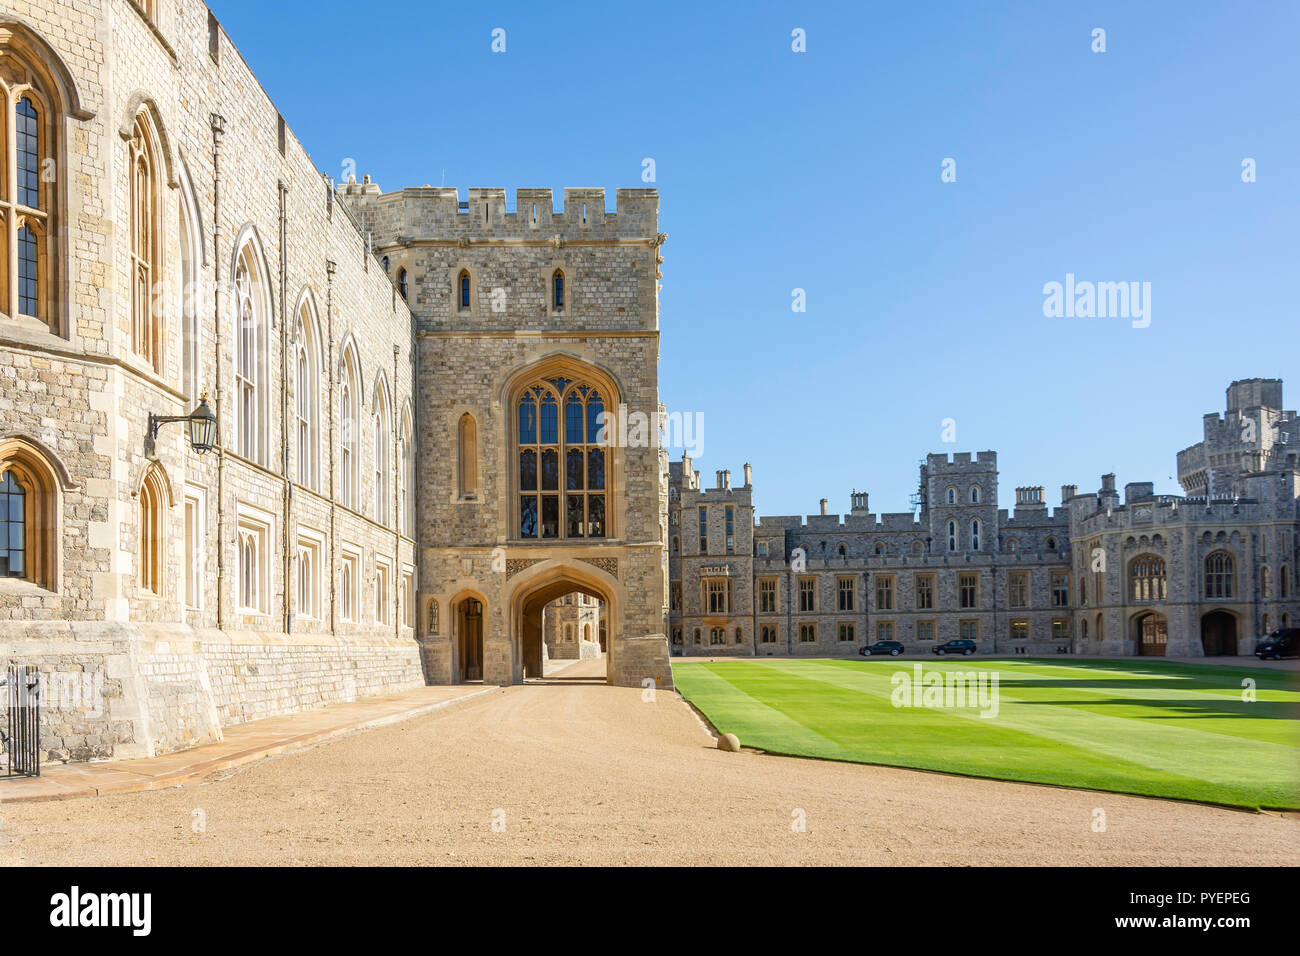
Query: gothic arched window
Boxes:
[
  {"xmin": 0, "ymin": 47, "xmax": 61, "ymax": 330},
  {"xmin": 1205, "ymin": 551, "xmax": 1235, "ymax": 599},
  {"xmin": 947, "ymin": 520, "xmax": 957, "ymax": 552},
  {"xmin": 138, "ymin": 464, "xmax": 168, "ymax": 596},
  {"xmin": 971, "ymin": 519, "xmax": 981, "ymax": 551},
  {"xmin": 294, "ymin": 299, "xmax": 321, "ymax": 491},
  {"xmin": 130, "ymin": 113, "xmax": 162, "ymax": 370},
  {"xmin": 552, "ymin": 269, "xmax": 565, "ymax": 311},
  {"xmin": 338, "ymin": 342, "xmax": 360, "ymax": 509},
  {"xmin": 234, "ymin": 239, "xmax": 269, "ymax": 464},
  {"xmin": 516, "ymin": 377, "xmax": 607, "ymax": 539},
  {"xmin": 1129, "ymin": 554, "xmax": 1167, "ymax": 601},
  {"xmin": 0, "ymin": 439, "xmax": 60, "ymax": 590},
  {"xmin": 373, "ymin": 380, "xmax": 391, "ymax": 525},
  {"xmin": 397, "ymin": 268, "xmax": 408, "ymax": 301},
  {"xmin": 0, "ymin": 470, "xmax": 25, "ymax": 578},
  {"xmin": 458, "ymin": 270, "xmax": 471, "ymax": 310},
  {"xmin": 399, "ymin": 409, "xmax": 414, "ymax": 536}
]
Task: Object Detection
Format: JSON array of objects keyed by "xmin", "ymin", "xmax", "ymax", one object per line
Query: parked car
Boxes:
[
  {"xmin": 861, "ymin": 640, "xmax": 905, "ymax": 656},
  {"xmin": 1255, "ymin": 628, "xmax": 1300, "ymax": 660},
  {"xmin": 933, "ymin": 639, "xmax": 977, "ymax": 656}
]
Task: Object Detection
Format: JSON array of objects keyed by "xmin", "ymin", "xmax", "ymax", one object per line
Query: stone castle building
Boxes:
[
  {"xmin": 670, "ymin": 379, "xmax": 1298, "ymax": 660},
  {"xmin": 0, "ymin": 0, "xmax": 669, "ymax": 763},
  {"xmin": 0, "ymin": 2, "xmax": 1294, "ymax": 769}
]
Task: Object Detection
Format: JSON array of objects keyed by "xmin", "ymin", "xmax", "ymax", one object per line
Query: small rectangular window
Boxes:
[
  {"xmin": 208, "ymin": 12, "xmax": 221, "ymax": 63},
  {"xmin": 277, "ymin": 114, "xmax": 286, "ymax": 156}
]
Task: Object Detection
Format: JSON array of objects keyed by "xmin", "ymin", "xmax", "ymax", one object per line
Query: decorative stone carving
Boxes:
[
  {"xmin": 579, "ymin": 557, "xmax": 618, "ymax": 579},
  {"xmin": 505, "ymin": 558, "xmax": 543, "ymax": 580}
]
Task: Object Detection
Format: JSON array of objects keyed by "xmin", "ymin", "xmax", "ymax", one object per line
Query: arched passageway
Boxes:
[{"xmin": 1200, "ymin": 610, "xmax": 1238, "ymax": 656}]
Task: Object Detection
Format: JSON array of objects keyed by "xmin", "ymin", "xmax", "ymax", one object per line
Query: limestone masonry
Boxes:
[{"xmin": 0, "ymin": 1, "xmax": 1295, "ymax": 766}]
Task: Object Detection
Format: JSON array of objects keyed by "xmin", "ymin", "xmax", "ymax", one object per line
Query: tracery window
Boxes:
[
  {"xmin": 234, "ymin": 241, "xmax": 268, "ymax": 464},
  {"xmin": 1205, "ymin": 551, "xmax": 1235, "ymax": 599},
  {"xmin": 516, "ymin": 377, "xmax": 606, "ymax": 539},
  {"xmin": 0, "ymin": 49, "xmax": 59, "ymax": 330},
  {"xmin": 1129, "ymin": 554, "xmax": 1166, "ymax": 601},
  {"xmin": 129, "ymin": 113, "xmax": 161, "ymax": 369}
]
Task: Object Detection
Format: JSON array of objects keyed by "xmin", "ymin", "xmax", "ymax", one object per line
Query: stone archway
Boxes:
[
  {"xmin": 1133, "ymin": 611, "xmax": 1168, "ymax": 656},
  {"xmin": 509, "ymin": 561, "xmax": 620, "ymax": 685},
  {"xmin": 1201, "ymin": 610, "xmax": 1238, "ymax": 656}
]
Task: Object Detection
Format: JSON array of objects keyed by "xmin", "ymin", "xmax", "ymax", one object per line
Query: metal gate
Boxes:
[{"xmin": 1, "ymin": 665, "xmax": 40, "ymax": 777}]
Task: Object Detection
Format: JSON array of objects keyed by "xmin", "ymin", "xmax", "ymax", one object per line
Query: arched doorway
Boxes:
[
  {"xmin": 510, "ymin": 562, "xmax": 620, "ymax": 685},
  {"xmin": 1133, "ymin": 612, "xmax": 1167, "ymax": 656},
  {"xmin": 456, "ymin": 597, "xmax": 485, "ymax": 681},
  {"xmin": 1200, "ymin": 610, "xmax": 1238, "ymax": 656}
]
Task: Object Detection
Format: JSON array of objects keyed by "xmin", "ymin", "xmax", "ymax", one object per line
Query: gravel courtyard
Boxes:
[{"xmin": 3, "ymin": 658, "xmax": 1296, "ymax": 866}]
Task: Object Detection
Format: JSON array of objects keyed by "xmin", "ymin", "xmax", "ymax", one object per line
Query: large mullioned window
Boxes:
[
  {"xmin": 1205, "ymin": 551, "xmax": 1235, "ymax": 600},
  {"xmin": 516, "ymin": 377, "xmax": 606, "ymax": 539},
  {"xmin": 1130, "ymin": 554, "xmax": 1167, "ymax": 602},
  {"xmin": 0, "ymin": 46, "xmax": 59, "ymax": 330}
]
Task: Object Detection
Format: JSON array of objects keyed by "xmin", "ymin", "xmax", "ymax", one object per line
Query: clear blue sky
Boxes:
[{"xmin": 209, "ymin": 0, "xmax": 1299, "ymax": 518}]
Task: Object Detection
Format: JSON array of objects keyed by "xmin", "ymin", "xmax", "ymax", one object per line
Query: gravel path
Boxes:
[{"xmin": 3, "ymin": 658, "xmax": 1296, "ymax": 866}]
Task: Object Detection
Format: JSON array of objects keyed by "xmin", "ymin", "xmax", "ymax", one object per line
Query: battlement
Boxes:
[
  {"xmin": 925, "ymin": 450, "xmax": 998, "ymax": 472},
  {"xmin": 1226, "ymin": 378, "xmax": 1283, "ymax": 412},
  {"xmin": 337, "ymin": 181, "xmax": 661, "ymax": 242}
]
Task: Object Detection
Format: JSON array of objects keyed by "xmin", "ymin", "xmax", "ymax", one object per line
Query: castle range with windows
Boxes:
[
  {"xmin": 0, "ymin": 1, "xmax": 1296, "ymax": 768},
  {"xmin": 0, "ymin": 0, "xmax": 670, "ymax": 763},
  {"xmin": 669, "ymin": 378, "xmax": 1299, "ymax": 661}
]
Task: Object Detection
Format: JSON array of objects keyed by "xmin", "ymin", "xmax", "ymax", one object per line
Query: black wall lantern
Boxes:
[{"xmin": 147, "ymin": 392, "xmax": 218, "ymax": 458}]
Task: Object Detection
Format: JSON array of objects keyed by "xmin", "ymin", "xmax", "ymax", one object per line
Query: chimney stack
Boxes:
[
  {"xmin": 743, "ymin": 462, "xmax": 752, "ymax": 487},
  {"xmin": 820, "ymin": 498, "xmax": 829, "ymax": 516},
  {"xmin": 723, "ymin": 469, "xmax": 732, "ymax": 491},
  {"xmin": 715, "ymin": 470, "xmax": 724, "ymax": 490}
]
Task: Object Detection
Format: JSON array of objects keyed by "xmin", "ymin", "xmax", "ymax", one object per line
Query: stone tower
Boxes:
[{"xmin": 339, "ymin": 185, "xmax": 672, "ymax": 688}]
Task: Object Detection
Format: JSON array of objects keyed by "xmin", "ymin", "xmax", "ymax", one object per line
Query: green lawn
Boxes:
[{"xmin": 672, "ymin": 658, "xmax": 1300, "ymax": 810}]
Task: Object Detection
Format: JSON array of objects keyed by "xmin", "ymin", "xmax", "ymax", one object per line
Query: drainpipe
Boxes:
[{"xmin": 210, "ymin": 112, "xmax": 226, "ymax": 630}]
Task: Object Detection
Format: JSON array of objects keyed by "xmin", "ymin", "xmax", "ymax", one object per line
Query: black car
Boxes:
[
  {"xmin": 933, "ymin": 639, "xmax": 976, "ymax": 656},
  {"xmin": 1255, "ymin": 628, "xmax": 1300, "ymax": 660},
  {"xmin": 861, "ymin": 640, "xmax": 904, "ymax": 657}
]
